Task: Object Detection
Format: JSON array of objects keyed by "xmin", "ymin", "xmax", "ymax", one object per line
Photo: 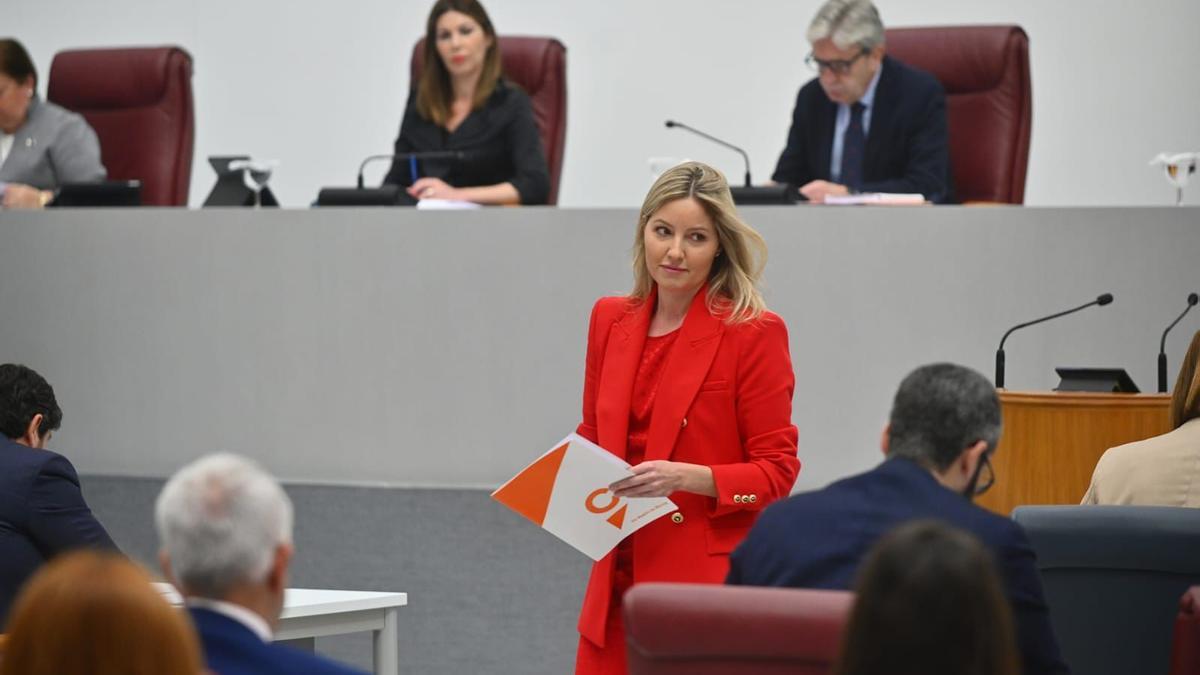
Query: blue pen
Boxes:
[{"xmin": 409, "ymin": 156, "xmax": 418, "ymax": 184}]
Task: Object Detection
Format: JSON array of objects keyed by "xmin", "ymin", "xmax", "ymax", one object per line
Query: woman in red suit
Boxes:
[{"xmin": 574, "ymin": 161, "xmax": 801, "ymax": 673}]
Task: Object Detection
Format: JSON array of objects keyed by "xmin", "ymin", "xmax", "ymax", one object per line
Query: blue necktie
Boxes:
[{"xmin": 840, "ymin": 102, "xmax": 866, "ymax": 191}]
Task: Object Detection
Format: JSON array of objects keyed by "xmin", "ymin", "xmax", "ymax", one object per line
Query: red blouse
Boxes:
[{"xmin": 613, "ymin": 328, "xmax": 680, "ymax": 601}]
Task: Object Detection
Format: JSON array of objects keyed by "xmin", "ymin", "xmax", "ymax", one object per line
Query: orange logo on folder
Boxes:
[{"xmin": 491, "ymin": 433, "xmax": 676, "ymax": 561}]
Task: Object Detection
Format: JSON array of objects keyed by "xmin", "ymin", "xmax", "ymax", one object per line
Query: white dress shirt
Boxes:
[
  {"xmin": 830, "ymin": 65, "xmax": 883, "ymax": 183},
  {"xmin": 188, "ymin": 597, "xmax": 275, "ymax": 642}
]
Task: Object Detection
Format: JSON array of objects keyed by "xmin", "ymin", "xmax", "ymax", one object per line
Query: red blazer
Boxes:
[{"xmin": 575, "ymin": 288, "xmax": 800, "ymax": 647}]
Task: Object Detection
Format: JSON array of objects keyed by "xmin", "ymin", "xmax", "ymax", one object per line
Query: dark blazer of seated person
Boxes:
[
  {"xmin": 188, "ymin": 607, "xmax": 366, "ymax": 675},
  {"xmin": 382, "ymin": 80, "xmax": 549, "ymax": 205},
  {"xmin": 0, "ymin": 437, "xmax": 118, "ymax": 626},
  {"xmin": 772, "ymin": 55, "xmax": 953, "ymax": 203},
  {"xmin": 727, "ymin": 364, "xmax": 1067, "ymax": 675}
]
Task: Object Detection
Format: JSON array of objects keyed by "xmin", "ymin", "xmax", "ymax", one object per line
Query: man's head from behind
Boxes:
[
  {"xmin": 0, "ymin": 364, "xmax": 62, "ymax": 448},
  {"xmin": 806, "ymin": 0, "xmax": 885, "ymax": 105},
  {"xmin": 884, "ymin": 363, "xmax": 1002, "ymax": 498},
  {"xmin": 155, "ymin": 453, "xmax": 294, "ymax": 626}
]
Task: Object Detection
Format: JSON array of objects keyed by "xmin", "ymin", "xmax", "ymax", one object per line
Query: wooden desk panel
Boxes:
[{"xmin": 977, "ymin": 391, "xmax": 1171, "ymax": 515}]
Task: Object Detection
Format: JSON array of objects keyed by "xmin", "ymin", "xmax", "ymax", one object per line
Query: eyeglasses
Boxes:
[
  {"xmin": 805, "ymin": 50, "xmax": 868, "ymax": 76},
  {"xmin": 972, "ymin": 452, "xmax": 996, "ymax": 496}
]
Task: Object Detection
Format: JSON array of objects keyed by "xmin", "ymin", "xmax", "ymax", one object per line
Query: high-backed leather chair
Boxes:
[
  {"xmin": 885, "ymin": 25, "xmax": 1031, "ymax": 204},
  {"xmin": 1013, "ymin": 506, "xmax": 1200, "ymax": 675},
  {"xmin": 1171, "ymin": 587, "xmax": 1200, "ymax": 675},
  {"xmin": 411, "ymin": 36, "xmax": 567, "ymax": 204},
  {"xmin": 48, "ymin": 47, "xmax": 195, "ymax": 206},
  {"xmin": 623, "ymin": 582, "xmax": 853, "ymax": 675}
]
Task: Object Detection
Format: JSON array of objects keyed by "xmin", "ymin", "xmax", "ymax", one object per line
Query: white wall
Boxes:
[{"xmin": 13, "ymin": 0, "xmax": 1200, "ymax": 207}]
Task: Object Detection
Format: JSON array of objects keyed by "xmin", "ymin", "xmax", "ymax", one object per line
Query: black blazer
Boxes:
[
  {"xmin": 383, "ymin": 79, "xmax": 550, "ymax": 205},
  {"xmin": 0, "ymin": 435, "xmax": 117, "ymax": 627},
  {"xmin": 772, "ymin": 56, "xmax": 954, "ymax": 203},
  {"xmin": 728, "ymin": 457, "xmax": 1069, "ymax": 675}
]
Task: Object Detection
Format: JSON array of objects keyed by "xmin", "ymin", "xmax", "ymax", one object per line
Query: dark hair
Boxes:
[
  {"xmin": 1171, "ymin": 330, "xmax": 1200, "ymax": 428},
  {"xmin": 415, "ymin": 0, "xmax": 502, "ymax": 127},
  {"xmin": 0, "ymin": 364, "xmax": 62, "ymax": 439},
  {"xmin": 887, "ymin": 363, "xmax": 1001, "ymax": 471},
  {"xmin": 0, "ymin": 38, "xmax": 37, "ymax": 88},
  {"xmin": 834, "ymin": 520, "xmax": 1020, "ymax": 675}
]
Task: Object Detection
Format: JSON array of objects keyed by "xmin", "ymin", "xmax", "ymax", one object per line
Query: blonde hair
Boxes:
[
  {"xmin": 1, "ymin": 551, "xmax": 204, "ymax": 675},
  {"xmin": 1171, "ymin": 329, "xmax": 1200, "ymax": 428},
  {"xmin": 631, "ymin": 161, "xmax": 768, "ymax": 323},
  {"xmin": 415, "ymin": 0, "xmax": 503, "ymax": 128}
]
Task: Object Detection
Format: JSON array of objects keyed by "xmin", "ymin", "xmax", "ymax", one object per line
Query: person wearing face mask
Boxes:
[
  {"xmin": 382, "ymin": 0, "xmax": 550, "ymax": 205},
  {"xmin": 573, "ymin": 161, "xmax": 800, "ymax": 674},
  {"xmin": 0, "ymin": 38, "xmax": 106, "ymax": 209},
  {"xmin": 727, "ymin": 363, "xmax": 1069, "ymax": 675},
  {"xmin": 772, "ymin": 0, "xmax": 953, "ymax": 203}
]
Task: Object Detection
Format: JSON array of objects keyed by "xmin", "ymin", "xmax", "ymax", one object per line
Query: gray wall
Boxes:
[
  {"xmin": 3, "ymin": 205, "xmax": 1200, "ymax": 671},
  {"xmin": 83, "ymin": 476, "xmax": 587, "ymax": 673},
  {"xmin": 11, "ymin": 1, "xmax": 1200, "ymax": 207},
  {"xmin": 3, "ymin": 207, "xmax": 1198, "ymax": 493}
]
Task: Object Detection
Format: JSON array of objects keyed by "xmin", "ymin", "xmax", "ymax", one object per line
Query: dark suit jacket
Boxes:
[
  {"xmin": 772, "ymin": 56, "xmax": 954, "ymax": 203},
  {"xmin": 575, "ymin": 286, "xmax": 800, "ymax": 647},
  {"xmin": 382, "ymin": 79, "xmax": 550, "ymax": 204},
  {"xmin": 0, "ymin": 435, "xmax": 116, "ymax": 627},
  {"xmin": 189, "ymin": 606, "xmax": 367, "ymax": 675},
  {"xmin": 727, "ymin": 457, "xmax": 1068, "ymax": 675}
]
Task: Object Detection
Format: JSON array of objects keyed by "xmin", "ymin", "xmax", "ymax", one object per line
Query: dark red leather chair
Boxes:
[
  {"xmin": 884, "ymin": 25, "xmax": 1031, "ymax": 204},
  {"xmin": 624, "ymin": 583, "xmax": 853, "ymax": 675},
  {"xmin": 1171, "ymin": 586, "xmax": 1200, "ymax": 675},
  {"xmin": 411, "ymin": 36, "xmax": 567, "ymax": 204},
  {"xmin": 48, "ymin": 46, "xmax": 195, "ymax": 206}
]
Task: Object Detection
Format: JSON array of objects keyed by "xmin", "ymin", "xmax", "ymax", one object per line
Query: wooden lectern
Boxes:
[{"xmin": 976, "ymin": 391, "xmax": 1171, "ymax": 515}]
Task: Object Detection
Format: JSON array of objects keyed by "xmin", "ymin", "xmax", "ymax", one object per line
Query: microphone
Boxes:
[
  {"xmin": 995, "ymin": 293, "xmax": 1114, "ymax": 388},
  {"xmin": 356, "ymin": 151, "xmax": 465, "ymax": 189},
  {"xmin": 664, "ymin": 120, "xmax": 752, "ymax": 187},
  {"xmin": 1158, "ymin": 292, "xmax": 1199, "ymax": 392}
]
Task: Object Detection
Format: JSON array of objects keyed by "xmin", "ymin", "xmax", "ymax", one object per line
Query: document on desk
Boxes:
[
  {"xmin": 824, "ymin": 192, "xmax": 926, "ymax": 205},
  {"xmin": 492, "ymin": 433, "xmax": 677, "ymax": 561}
]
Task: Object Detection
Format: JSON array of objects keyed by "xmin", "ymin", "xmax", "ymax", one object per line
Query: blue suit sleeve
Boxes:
[
  {"xmin": 996, "ymin": 523, "xmax": 1070, "ymax": 675},
  {"xmin": 27, "ymin": 454, "xmax": 118, "ymax": 557},
  {"xmin": 772, "ymin": 88, "xmax": 815, "ymax": 187}
]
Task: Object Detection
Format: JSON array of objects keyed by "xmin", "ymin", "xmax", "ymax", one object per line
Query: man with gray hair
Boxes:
[
  {"xmin": 156, "ymin": 453, "xmax": 365, "ymax": 675},
  {"xmin": 772, "ymin": 0, "xmax": 953, "ymax": 203},
  {"xmin": 728, "ymin": 363, "xmax": 1068, "ymax": 674}
]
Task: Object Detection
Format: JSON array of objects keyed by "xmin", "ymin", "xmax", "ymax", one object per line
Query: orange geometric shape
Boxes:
[
  {"xmin": 492, "ymin": 442, "xmax": 569, "ymax": 526},
  {"xmin": 585, "ymin": 488, "xmax": 620, "ymax": 514},
  {"xmin": 606, "ymin": 504, "xmax": 628, "ymax": 529}
]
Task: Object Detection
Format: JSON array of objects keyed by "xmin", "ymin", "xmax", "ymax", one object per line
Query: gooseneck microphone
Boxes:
[
  {"xmin": 356, "ymin": 151, "xmax": 465, "ymax": 189},
  {"xmin": 1158, "ymin": 292, "xmax": 1199, "ymax": 392},
  {"xmin": 995, "ymin": 293, "xmax": 1114, "ymax": 388},
  {"xmin": 664, "ymin": 120, "xmax": 752, "ymax": 187}
]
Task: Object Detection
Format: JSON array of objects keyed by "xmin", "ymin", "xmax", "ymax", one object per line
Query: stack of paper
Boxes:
[
  {"xmin": 824, "ymin": 192, "xmax": 926, "ymax": 205},
  {"xmin": 492, "ymin": 434, "xmax": 677, "ymax": 560}
]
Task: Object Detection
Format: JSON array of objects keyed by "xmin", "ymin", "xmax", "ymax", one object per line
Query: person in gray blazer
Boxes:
[
  {"xmin": 1083, "ymin": 328, "xmax": 1200, "ymax": 506},
  {"xmin": 0, "ymin": 38, "xmax": 105, "ymax": 209}
]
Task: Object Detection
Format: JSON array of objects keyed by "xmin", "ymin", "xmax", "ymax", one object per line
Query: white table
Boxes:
[
  {"xmin": 156, "ymin": 584, "xmax": 408, "ymax": 675},
  {"xmin": 277, "ymin": 588, "xmax": 407, "ymax": 675}
]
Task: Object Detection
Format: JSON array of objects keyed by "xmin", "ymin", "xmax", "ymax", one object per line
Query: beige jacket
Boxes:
[{"xmin": 1082, "ymin": 418, "xmax": 1200, "ymax": 506}]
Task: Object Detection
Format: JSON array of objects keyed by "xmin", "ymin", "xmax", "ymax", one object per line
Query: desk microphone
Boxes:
[
  {"xmin": 356, "ymin": 151, "xmax": 465, "ymax": 189},
  {"xmin": 664, "ymin": 120, "xmax": 753, "ymax": 187},
  {"xmin": 1158, "ymin": 292, "xmax": 1199, "ymax": 392},
  {"xmin": 995, "ymin": 293, "xmax": 1114, "ymax": 388}
]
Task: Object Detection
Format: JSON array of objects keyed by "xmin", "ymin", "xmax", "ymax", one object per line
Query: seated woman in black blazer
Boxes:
[{"xmin": 383, "ymin": 0, "xmax": 550, "ymax": 205}]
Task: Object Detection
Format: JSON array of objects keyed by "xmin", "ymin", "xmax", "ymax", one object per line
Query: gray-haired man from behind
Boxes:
[{"xmin": 155, "ymin": 453, "xmax": 366, "ymax": 675}]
